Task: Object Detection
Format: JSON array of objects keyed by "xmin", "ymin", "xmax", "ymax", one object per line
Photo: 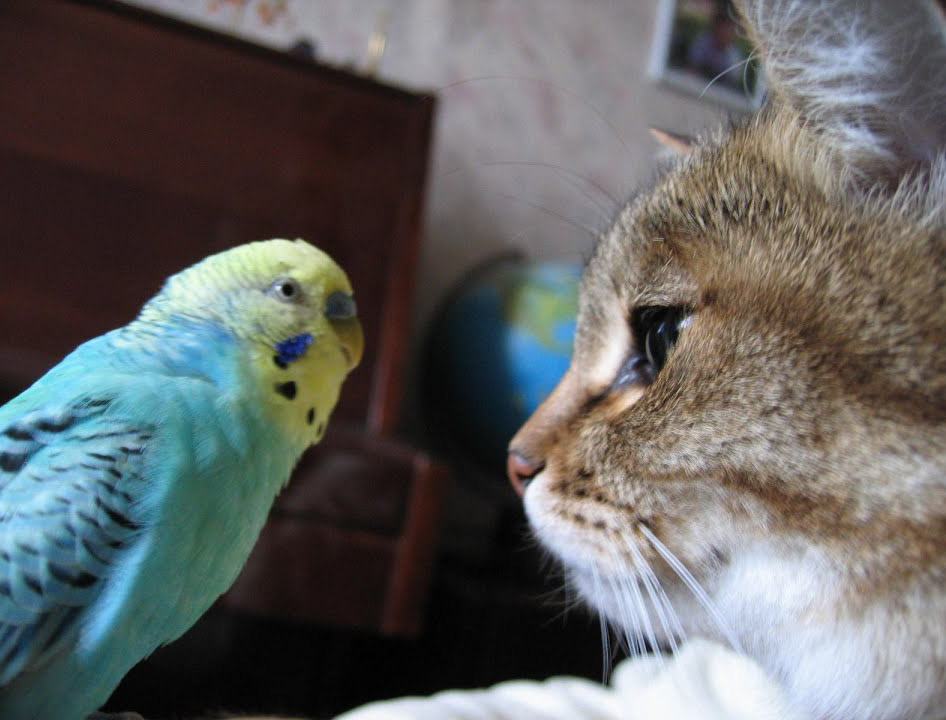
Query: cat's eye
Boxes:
[
  {"xmin": 633, "ymin": 306, "xmax": 690, "ymax": 376},
  {"xmin": 325, "ymin": 290, "xmax": 357, "ymax": 320}
]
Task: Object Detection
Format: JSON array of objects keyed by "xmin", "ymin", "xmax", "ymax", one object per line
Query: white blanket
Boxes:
[{"xmin": 335, "ymin": 640, "xmax": 808, "ymax": 720}]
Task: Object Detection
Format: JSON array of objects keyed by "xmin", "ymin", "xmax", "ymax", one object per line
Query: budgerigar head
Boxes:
[{"xmin": 139, "ymin": 238, "xmax": 363, "ymax": 446}]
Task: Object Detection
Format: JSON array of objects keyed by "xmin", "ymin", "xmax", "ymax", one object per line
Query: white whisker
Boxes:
[
  {"xmin": 620, "ymin": 549, "xmax": 662, "ymax": 664},
  {"xmin": 441, "ymin": 159, "xmax": 620, "ymax": 209},
  {"xmin": 557, "ymin": 173, "xmax": 616, "ymax": 225},
  {"xmin": 699, "ymin": 56, "xmax": 755, "ymax": 101},
  {"xmin": 590, "ymin": 565, "xmax": 613, "ymax": 682},
  {"xmin": 562, "ymin": 572, "xmax": 574, "ymax": 614},
  {"xmin": 635, "ymin": 539, "xmax": 683, "ymax": 643},
  {"xmin": 645, "ymin": 557, "xmax": 688, "ymax": 649},
  {"xmin": 604, "ymin": 573, "xmax": 629, "ymax": 656},
  {"xmin": 495, "ymin": 191, "xmax": 601, "ymax": 239},
  {"xmin": 607, "ymin": 547, "xmax": 658, "ymax": 663},
  {"xmin": 639, "ymin": 524, "xmax": 742, "ymax": 653},
  {"xmin": 606, "ymin": 561, "xmax": 643, "ymax": 657},
  {"xmin": 626, "ymin": 536, "xmax": 681, "ymax": 656}
]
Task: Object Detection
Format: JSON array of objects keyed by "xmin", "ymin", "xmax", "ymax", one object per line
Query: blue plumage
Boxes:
[
  {"xmin": 0, "ymin": 239, "xmax": 363, "ymax": 719},
  {"xmin": 0, "ymin": 331, "xmax": 299, "ymax": 720},
  {"xmin": 0, "ymin": 399, "xmax": 148, "ymax": 687}
]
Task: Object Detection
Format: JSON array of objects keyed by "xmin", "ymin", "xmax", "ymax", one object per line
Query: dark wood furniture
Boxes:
[
  {"xmin": 0, "ymin": 0, "xmax": 443, "ymax": 637},
  {"xmin": 227, "ymin": 425, "xmax": 448, "ymax": 635}
]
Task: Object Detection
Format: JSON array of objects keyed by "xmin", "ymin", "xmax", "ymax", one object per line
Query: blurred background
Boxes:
[{"xmin": 0, "ymin": 1, "xmax": 747, "ymax": 717}]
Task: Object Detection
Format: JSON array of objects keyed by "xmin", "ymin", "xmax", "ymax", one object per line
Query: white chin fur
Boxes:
[
  {"xmin": 526, "ymin": 477, "xmax": 941, "ymax": 719},
  {"xmin": 523, "ymin": 473, "xmax": 608, "ymax": 569}
]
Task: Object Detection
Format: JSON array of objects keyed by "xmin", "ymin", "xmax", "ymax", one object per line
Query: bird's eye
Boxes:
[
  {"xmin": 633, "ymin": 306, "xmax": 690, "ymax": 376},
  {"xmin": 270, "ymin": 277, "xmax": 303, "ymax": 303},
  {"xmin": 325, "ymin": 291, "xmax": 357, "ymax": 320}
]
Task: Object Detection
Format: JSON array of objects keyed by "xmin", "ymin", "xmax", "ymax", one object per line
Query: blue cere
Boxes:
[{"xmin": 275, "ymin": 333, "xmax": 314, "ymax": 366}]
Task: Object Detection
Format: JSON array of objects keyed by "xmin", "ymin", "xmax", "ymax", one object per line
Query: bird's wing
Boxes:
[{"xmin": 0, "ymin": 397, "xmax": 152, "ymax": 686}]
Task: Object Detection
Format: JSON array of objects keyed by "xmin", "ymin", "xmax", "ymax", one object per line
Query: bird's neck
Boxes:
[
  {"xmin": 108, "ymin": 317, "xmax": 323, "ymax": 463},
  {"xmin": 111, "ymin": 316, "xmax": 242, "ymax": 387}
]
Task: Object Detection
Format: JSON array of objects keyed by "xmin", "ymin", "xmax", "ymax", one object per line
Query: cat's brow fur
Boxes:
[{"xmin": 513, "ymin": 1, "xmax": 946, "ymax": 718}]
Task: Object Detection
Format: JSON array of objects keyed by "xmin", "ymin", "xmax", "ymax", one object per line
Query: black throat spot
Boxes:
[{"xmin": 275, "ymin": 381, "xmax": 297, "ymax": 400}]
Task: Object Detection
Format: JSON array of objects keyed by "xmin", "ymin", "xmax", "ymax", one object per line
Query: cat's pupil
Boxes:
[
  {"xmin": 644, "ymin": 316, "xmax": 676, "ymax": 370},
  {"xmin": 634, "ymin": 307, "xmax": 688, "ymax": 375}
]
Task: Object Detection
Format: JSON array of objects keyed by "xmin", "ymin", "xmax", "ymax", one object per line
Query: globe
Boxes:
[{"xmin": 427, "ymin": 259, "xmax": 582, "ymax": 469}]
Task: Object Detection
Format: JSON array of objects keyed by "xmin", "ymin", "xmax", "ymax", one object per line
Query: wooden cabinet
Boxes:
[{"xmin": 0, "ymin": 0, "xmax": 443, "ymax": 636}]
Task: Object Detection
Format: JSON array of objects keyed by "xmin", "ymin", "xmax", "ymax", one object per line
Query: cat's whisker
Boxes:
[
  {"xmin": 537, "ymin": 564, "xmax": 593, "ymax": 627},
  {"xmin": 543, "ymin": 594, "xmax": 578, "ymax": 626},
  {"xmin": 698, "ymin": 55, "xmax": 756, "ymax": 102},
  {"xmin": 601, "ymin": 571, "xmax": 626, "ymax": 656},
  {"xmin": 645, "ymin": 558, "xmax": 688, "ymax": 649},
  {"xmin": 440, "ymin": 160, "xmax": 619, "ymax": 210},
  {"xmin": 609, "ymin": 547, "xmax": 659, "ymax": 662},
  {"xmin": 631, "ymin": 537, "xmax": 687, "ymax": 647},
  {"xmin": 556, "ymin": 172, "xmax": 617, "ymax": 226},
  {"xmin": 605, "ymin": 558, "xmax": 641, "ymax": 657},
  {"xmin": 562, "ymin": 570, "xmax": 574, "ymax": 613},
  {"xmin": 639, "ymin": 525, "xmax": 742, "ymax": 653},
  {"xmin": 620, "ymin": 548, "xmax": 663, "ymax": 664},
  {"xmin": 494, "ymin": 191, "xmax": 601, "ymax": 240},
  {"xmin": 626, "ymin": 536, "xmax": 681, "ymax": 656},
  {"xmin": 590, "ymin": 564, "xmax": 614, "ymax": 682},
  {"xmin": 612, "ymin": 576, "xmax": 647, "ymax": 656},
  {"xmin": 741, "ymin": 48, "xmax": 763, "ymax": 100}
]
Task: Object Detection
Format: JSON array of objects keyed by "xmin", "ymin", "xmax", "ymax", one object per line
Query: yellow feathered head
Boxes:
[{"xmin": 140, "ymin": 238, "xmax": 363, "ymax": 444}]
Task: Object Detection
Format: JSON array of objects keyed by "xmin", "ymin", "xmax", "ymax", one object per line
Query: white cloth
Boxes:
[{"xmin": 335, "ymin": 640, "xmax": 807, "ymax": 720}]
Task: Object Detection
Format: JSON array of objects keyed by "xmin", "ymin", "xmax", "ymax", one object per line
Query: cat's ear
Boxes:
[
  {"xmin": 736, "ymin": 0, "xmax": 946, "ymax": 188},
  {"xmin": 649, "ymin": 127, "xmax": 694, "ymax": 156}
]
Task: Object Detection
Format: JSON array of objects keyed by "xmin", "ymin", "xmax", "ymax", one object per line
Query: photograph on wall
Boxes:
[{"xmin": 650, "ymin": 0, "xmax": 765, "ymax": 111}]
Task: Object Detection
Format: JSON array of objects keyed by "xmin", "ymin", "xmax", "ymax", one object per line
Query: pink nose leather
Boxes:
[{"xmin": 507, "ymin": 451, "xmax": 545, "ymax": 497}]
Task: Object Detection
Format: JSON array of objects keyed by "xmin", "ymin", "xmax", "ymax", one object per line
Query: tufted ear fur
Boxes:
[{"xmin": 736, "ymin": 0, "xmax": 946, "ymax": 191}]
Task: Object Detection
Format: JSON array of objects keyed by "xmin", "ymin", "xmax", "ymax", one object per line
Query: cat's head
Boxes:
[{"xmin": 509, "ymin": 2, "xmax": 946, "ymax": 718}]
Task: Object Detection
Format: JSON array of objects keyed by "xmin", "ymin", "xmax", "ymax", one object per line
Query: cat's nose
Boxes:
[{"xmin": 507, "ymin": 451, "xmax": 545, "ymax": 497}]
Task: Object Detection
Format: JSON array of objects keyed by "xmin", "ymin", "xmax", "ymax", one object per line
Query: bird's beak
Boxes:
[{"xmin": 335, "ymin": 318, "xmax": 364, "ymax": 370}]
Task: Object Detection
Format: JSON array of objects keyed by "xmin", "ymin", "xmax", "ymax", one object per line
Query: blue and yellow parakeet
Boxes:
[{"xmin": 0, "ymin": 239, "xmax": 363, "ymax": 719}]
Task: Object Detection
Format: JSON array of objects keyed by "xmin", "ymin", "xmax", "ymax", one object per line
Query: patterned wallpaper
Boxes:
[{"xmin": 121, "ymin": 0, "xmax": 731, "ymax": 341}]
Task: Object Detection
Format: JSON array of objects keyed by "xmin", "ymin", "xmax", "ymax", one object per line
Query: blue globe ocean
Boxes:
[{"xmin": 430, "ymin": 260, "xmax": 581, "ymax": 468}]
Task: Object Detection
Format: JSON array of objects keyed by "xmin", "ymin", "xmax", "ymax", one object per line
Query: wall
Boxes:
[{"xmin": 122, "ymin": 0, "xmax": 736, "ymax": 360}]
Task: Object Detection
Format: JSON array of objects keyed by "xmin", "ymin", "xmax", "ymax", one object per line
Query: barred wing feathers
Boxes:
[{"xmin": 0, "ymin": 399, "xmax": 152, "ymax": 686}]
